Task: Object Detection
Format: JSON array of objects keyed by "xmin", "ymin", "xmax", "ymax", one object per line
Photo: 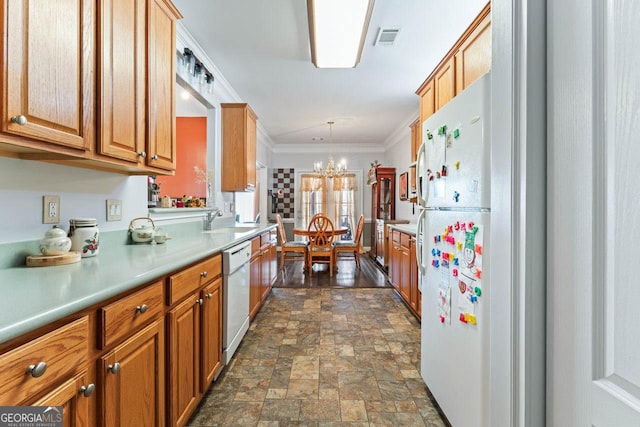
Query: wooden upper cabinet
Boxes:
[
  {"xmin": 98, "ymin": 0, "xmax": 180, "ymax": 172},
  {"xmin": 434, "ymin": 57, "xmax": 455, "ymax": 110},
  {"xmin": 2, "ymin": 0, "xmax": 95, "ymax": 151},
  {"xmin": 98, "ymin": 0, "xmax": 146, "ymax": 164},
  {"xmin": 147, "ymin": 0, "xmax": 181, "ymax": 171},
  {"xmin": 418, "ymin": 80, "xmax": 435, "ymax": 130},
  {"xmin": 221, "ymin": 103, "xmax": 257, "ymax": 192},
  {"xmin": 455, "ymin": 10, "xmax": 491, "ymax": 93}
]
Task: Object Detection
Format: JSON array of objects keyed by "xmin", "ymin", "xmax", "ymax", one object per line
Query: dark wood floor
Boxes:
[{"xmin": 273, "ymin": 252, "xmax": 391, "ymax": 288}]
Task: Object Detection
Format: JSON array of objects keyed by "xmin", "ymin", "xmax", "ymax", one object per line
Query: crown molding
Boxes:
[
  {"xmin": 382, "ymin": 109, "xmax": 419, "ymax": 151},
  {"xmin": 270, "ymin": 144, "xmax": 385, "ymax": 154}
]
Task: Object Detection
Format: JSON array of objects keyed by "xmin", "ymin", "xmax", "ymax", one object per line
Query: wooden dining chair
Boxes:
[
  {"xmin": 307, "ymin": 214, "xmax": 335, "ymax": 276},
  {"xmin": 276, "ymin": 214, "xmax": 308, "ymax": 271},
  {"xmin": 333, "ymin": 214, "xmax": 365, "ymax": 269}
]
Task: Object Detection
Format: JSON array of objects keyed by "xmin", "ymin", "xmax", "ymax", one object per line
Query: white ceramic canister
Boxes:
[{"xmin": 69, "ymin": 218, "xmax": 100, "ymax": 257}]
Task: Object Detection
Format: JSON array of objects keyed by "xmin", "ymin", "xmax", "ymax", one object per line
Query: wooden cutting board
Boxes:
[{"xmin": 26, "ymin": 251, "xmax": 81, "ymax": 267}]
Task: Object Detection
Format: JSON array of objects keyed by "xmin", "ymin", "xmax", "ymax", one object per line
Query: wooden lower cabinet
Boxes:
[
  {"xmin": 102, "ymin": 319, "xmax": 165, "ymax": 427},
  {"xmin": 200, "ymin": 278, "xmax": 223, "ymax": 390},
  {"xmin": 34, "ymin": 370, "xmax": 93, "ymax": 427},
  {"xmin": 250, "ymin": 232, "xmax": 277, "ymax": 320},
  {"xmin": 167, "ymin": 293, "xmax": 201, "ymax": 427},
  {"xmin": 388, "ymin": 229, "xmax": 421, "ymax": 320}
]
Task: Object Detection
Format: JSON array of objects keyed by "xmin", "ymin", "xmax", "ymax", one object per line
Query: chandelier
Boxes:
[{"xmin": 313, "ymin": 121, "xmax": 347, "ymax": 178}]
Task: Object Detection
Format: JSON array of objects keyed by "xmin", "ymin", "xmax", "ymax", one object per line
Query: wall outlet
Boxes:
[
  {"xmin": 106, "ymin": 199, "xmax": 122, "ymax": 221},
  {"xmin": 43, "ymin": 195, "xmax": 60, "ymax": 224}
]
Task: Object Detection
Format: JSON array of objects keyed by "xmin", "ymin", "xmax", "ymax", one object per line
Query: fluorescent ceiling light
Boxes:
[{"xmin": 307, "ymin": 0, "xmax": 375, "ymax": 68}]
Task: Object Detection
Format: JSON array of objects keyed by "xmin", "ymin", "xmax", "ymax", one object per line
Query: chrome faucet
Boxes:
[{"xmin": 203, "ymin": 208, "xmax": 223, "ymax": 230}]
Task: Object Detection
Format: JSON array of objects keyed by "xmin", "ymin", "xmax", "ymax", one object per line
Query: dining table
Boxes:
[{"xmin": 292, "ymin": 226, "xmax": 349, "ymax": 271}]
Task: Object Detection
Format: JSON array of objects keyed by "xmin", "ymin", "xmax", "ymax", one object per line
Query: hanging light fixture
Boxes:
[{"xmin": 313, "ymin": 121, "xmax": 347, "ymax": 178}]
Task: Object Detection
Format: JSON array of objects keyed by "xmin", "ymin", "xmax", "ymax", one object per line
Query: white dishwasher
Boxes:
[{"xmin": 222, "ymin": 240, "xmax": 252, "ymax": 365}]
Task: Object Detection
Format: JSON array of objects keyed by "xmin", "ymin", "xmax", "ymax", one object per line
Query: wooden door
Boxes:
[
  {"xmin": 97, "ymin": 0, "xmax": 146, "ymax": 164},
  {"xmin": 34, "ymin": 370, "xmax": 92, "ymax": 427},
  {"xmin": 399, "ymin": 245, "xmax": 411, "ymax": 303},
  {"xmin": 434, "ymin": 57, "xmax": 455, "ymax": 110},
  {"xmin": 549, "ymin": 0, "xmax": 640, "ymax": 424},
  {"xmin": 246, "ymin": 109, "xmax": 257, "ymax": 190},
  {"xmin": 167, "ymin": 294, "xmax": 201, "ymax": 427},
  {"xmin": 409, "ymin": 237, "xmax": 420, "ymax": 317},
  {"xmin": 2, "ymin": 0, "xmax": 94, "ymax": 150},
  {"xmin": 455, "ymin": 12, "xmax": 491, "ymax": 94},
  {"xmin": 201, "ymin": 278, "xmax": 222, "ymax": 391},
  {"xmin": 260, "ymin": 246, "xmax": 270, "ymax": 302},
  {"xmin": 146, "ymin": 0, "xmax": 179, "ymax": 171},
  {"xmin": 102, "ymin": 319, "xmax": 165, "ymax": 427},
  {"xmin": 269, "ymin": 242, "xmax": 278, "ymax": 285}
]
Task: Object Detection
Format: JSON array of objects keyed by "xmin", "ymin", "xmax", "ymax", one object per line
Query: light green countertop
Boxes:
[
  {"xmin": 388, "ymin": 223, "xmax": 418, "ymax": 235},
  {"xmin": 0, "ymin": 222, "xmax": 276, "ymax": 345}
]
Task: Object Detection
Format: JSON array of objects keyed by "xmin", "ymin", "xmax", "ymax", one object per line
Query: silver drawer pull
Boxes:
[
  {"xmin": 135, "ymin": 304, "xmax": 148, "ymax": 314},
  {"xmin": 151, "ymin": 154, "xmax": 158, "ymax": 161},
  {"xmin": 200, "ymin": 271, "xmax": 208, "ymax": 278},
  {"xmin": 27, "ymin": 362, "xmax": 47, "ymax": 378},
  {"xmin": 10, "ymin": 115, "xmax": 27, "ymax": 125},
  {"xmin": 138, "ymin": 151, "xmax": 147, "ymax": 158},
  {"xmin": 205, "ymin": 293, "xmax": 212, "ymax": 299},
  {"xmin": 79, "ymin": 384, "xmax": 95, "ymax": 397},
  {"xmin": 196, "ymin": 298, "xmax": 203, "ymax": 306},
  {"xmin": 108, "ymin": 362, "xmax": 121, "ymax": 374}
]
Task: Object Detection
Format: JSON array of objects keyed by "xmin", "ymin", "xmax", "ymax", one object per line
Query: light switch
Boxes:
[{"xmin": 106, "ymin": 199, "xmax": 122, "ymax": 221}]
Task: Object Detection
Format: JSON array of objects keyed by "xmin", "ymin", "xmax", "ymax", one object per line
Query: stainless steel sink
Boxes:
[{"xmin": 204, "ymin": 226, "xmax": 259, "ymax": 234}]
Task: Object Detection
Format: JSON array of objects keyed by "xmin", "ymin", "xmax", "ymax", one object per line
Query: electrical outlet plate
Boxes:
[
  {"xmin": 43, "ymin": 195, "xmax": 60, "ymax": 224},
  {"xmin": 106, "ymin": 199, "xmax": 122, "ymax": 221}
]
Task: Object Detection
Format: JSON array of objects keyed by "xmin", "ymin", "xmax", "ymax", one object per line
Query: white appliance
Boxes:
[
  {"xmin": 416, "ymin": 72, "xmax": 491, "ymax": 427},
  {"xmin": 222, "ymin": 241, "xmax": 252, "ymax": 365}
]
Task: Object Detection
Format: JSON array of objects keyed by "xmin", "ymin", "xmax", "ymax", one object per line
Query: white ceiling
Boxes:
[{"xmin": 173, "ymin": 0, "xmax": 488, "ymax": 150}]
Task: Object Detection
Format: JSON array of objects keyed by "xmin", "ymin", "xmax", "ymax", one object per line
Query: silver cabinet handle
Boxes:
[
  {"xmin": 196, "ymin": 298, "xmax": 203, "ymax": 306},
  {"xmin": 10, "ymin": 115, "xmax": 27, "ymax": 125},
  {"xmin": 135, "ymin": 304, "xmax": 148, "ymax": 314},
  {"xmin": 138, "ymin": 151, "xmax": 147, "ymax": 158},
  {"xmin": 79, "ymin": 384, "xmax": 95, "ymax": 397},
  {"xmin": 205, "ymin": 293, "xmax": 212, "ymax": 299},
  {"xmin": 151, "ymin": 154, "xmax": 158, "ymax": 161},
  {"xmin": 108, "ymin": 362, "xmax": 121, "ymax": 374},
  {"xmin": 27, "ymin": 362, "xmax": 47, "ymax": 378},
  {"xmin": 200, "ymin": 271, "xmax": 208, "ymax": 278}
]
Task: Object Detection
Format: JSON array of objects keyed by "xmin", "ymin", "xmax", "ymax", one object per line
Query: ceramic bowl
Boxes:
[{"xmin": 39, "ymin": 226, "xmax": 72, "ymax": 255}]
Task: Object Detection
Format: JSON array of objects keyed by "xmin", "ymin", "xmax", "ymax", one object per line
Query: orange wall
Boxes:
[{"xmin": 157, "ymin": 117, "xmax": 207, "ymax": 198}]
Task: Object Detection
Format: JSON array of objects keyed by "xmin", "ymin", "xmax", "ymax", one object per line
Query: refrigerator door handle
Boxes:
[
  {"xmin": 416, "ymin": 208, "xmax": 427, "ymax": 275},
  {"xmin": 416, "ymin": 142, "xmax": 428, "ymax": 207}
]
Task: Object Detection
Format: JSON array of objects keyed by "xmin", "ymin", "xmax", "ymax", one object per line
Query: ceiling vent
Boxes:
[{"xmin": 374, "ymin": 28, "xmax": 400, "ymax": 46}]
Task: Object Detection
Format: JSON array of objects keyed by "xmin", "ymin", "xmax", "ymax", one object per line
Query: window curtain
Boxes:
[
  {"xmin": 297, "ymin": 173, "xmax": 358, "ymax": 241},
  {"xmin": 332, "ymin": 174, "xmax": 358, "ymax": 241}
]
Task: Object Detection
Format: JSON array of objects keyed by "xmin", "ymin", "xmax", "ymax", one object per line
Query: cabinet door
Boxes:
[
  {"xmin": 249, "ymin": 239, "xmax": 262, "ymax": 320},
  {"xmin": 455, "ymin": 13, "xmax": 491, "ymax": 94},
  {"xmin": 201, "ymin": 278, "xmax": 222, "ymax": 391},
  {"xmin": 34, "ymin": 370, "xmax": 93, "ymax": 427},
  {"xmin": 269, "ymin": 242, "xmax": 278, "ymax": 285},
  {"xmin": 419, "ymin": 79, "xmax": 435, "ymax": 131},
  {"xmin": 246, "ymin": 109, "xmax": 257, "ymax": 190},
  {"xmin": 2, "ymin": 0, "xmax": 94, "ymax": 150},
  {"xmin": 167, "ymin": 293, "xmax": 201, "ymax": 427},
  {"xmin": 400, "ymin": 246, "xmax": 411, "ymax": 304},
  {"xmin": 102, "ymin": 319, "xmax": 165, "ymax": 427},
  {"xmin": 98, "ymin": 0, "xmax": 146, "ymax": 164},
  {"xmin": 435, "ymin": 57, "xmax": 455, "ymax": 110},
  {"xmin": 147, "ymin": 0, "xmax": 179, "ymax": 171},
  {"xmin": 409, "ymin": 237, "xmax": 420, "ymax": 318},
  {"xmin": 388, "ymin": 242, "xmax": 399, "ymax": 290}
]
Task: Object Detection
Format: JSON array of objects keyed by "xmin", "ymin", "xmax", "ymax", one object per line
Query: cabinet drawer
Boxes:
[
  {"xmin": 260, "ymin": 231, "xmax": 273, "ymax": 247},
  {"xmin": 400, "ymin": 232, "xmax": 411, "ymax": 249},
  {"xmin": 99, "ymin": 280, "xmax": 164, "ymax": 348},
  {"xmin": 391, "ymin": 230, "xmax": 401, "ymax": 244},
  {"xmin": 167, "ymin": 254, "xmax": 221, "ymax": 306},
  {"xmin": 0, "ymin": 316, "xmax": 88, "ymax": 405}
]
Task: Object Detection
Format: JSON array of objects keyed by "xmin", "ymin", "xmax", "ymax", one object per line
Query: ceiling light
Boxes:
[
  {"xmin": 313, "ymin": 121, "xmax": 347, "ymax": 178},
  {"xmin": 307, "ymin": 0, "xmax": 375, "ymax": 68}
]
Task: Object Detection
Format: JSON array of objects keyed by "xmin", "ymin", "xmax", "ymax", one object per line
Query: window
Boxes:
[{"xmin": 296, "ymin": 172, "xmax": 361, "ymax": 241}]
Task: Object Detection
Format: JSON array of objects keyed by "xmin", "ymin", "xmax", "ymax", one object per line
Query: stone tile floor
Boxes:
[{"xmin": 187, "ymin": 288, "xmax": 448, "ymax": 426}]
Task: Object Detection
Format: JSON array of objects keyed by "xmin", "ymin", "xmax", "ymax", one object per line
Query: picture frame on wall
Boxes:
[{"xmin": 399, "ymin": 172, "xmax": 408, "ymax": 201}]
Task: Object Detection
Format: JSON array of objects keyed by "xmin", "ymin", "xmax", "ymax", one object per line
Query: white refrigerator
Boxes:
[{"xmin": 416, "ymin": 72, "xmax": 491, "ymax": 427}]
